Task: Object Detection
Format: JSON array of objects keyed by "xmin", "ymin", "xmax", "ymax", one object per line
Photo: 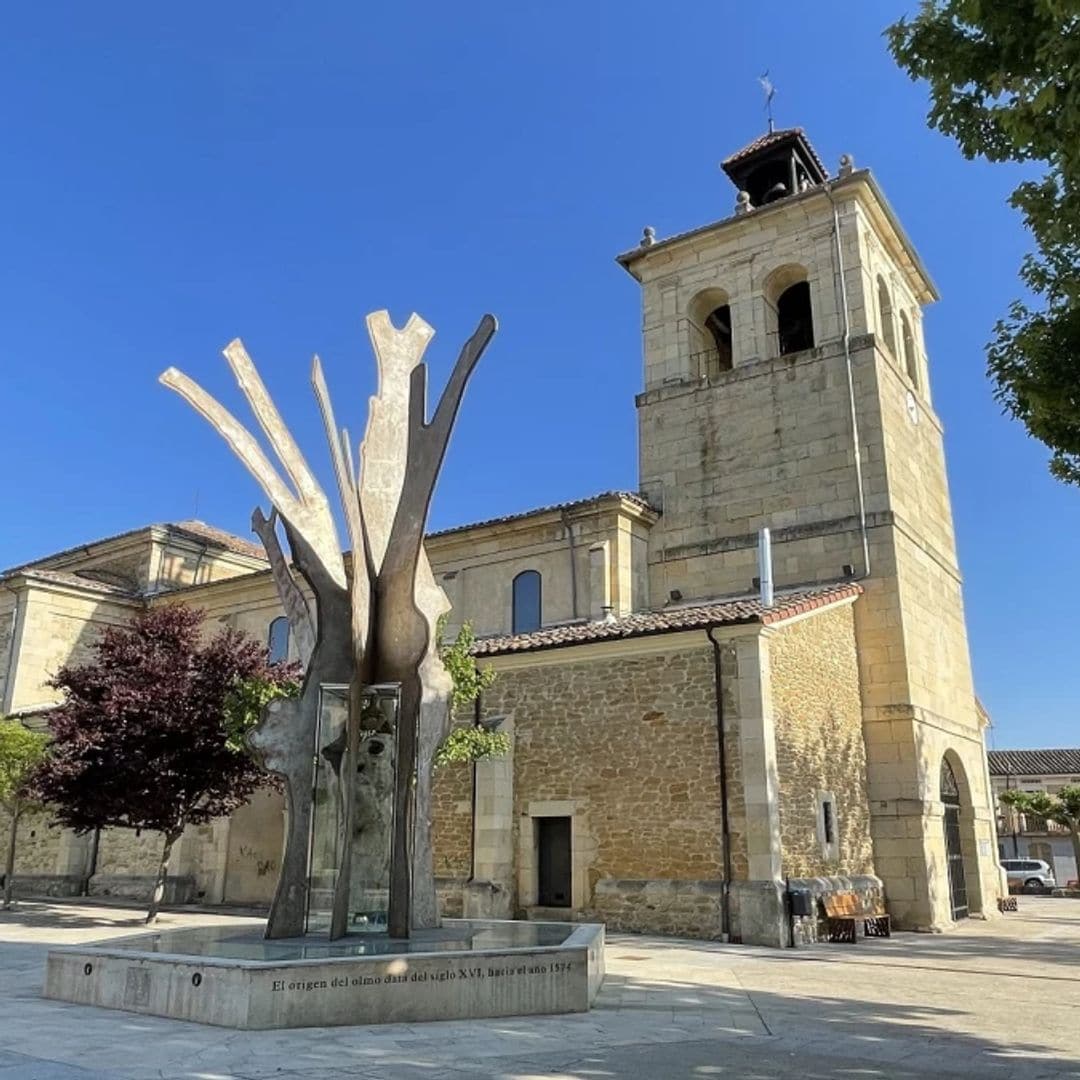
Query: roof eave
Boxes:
[
  {"xmin": 616, "ymin": 170, "xmax": 940, "ymax": 304},
  {"xmin": 474, "ymin": 613, "xmax": 763, "ymax": 659},
  {"xmin": 0, "ymin": 568, "xmax": 141, "ymax": 601},
  {"xmin": 473, "ymin": 583, "xmax": 861, "ymax": 658},
  {"xmin": 426, "ymin": 491, "xmax": 659, "ymax": 543}
]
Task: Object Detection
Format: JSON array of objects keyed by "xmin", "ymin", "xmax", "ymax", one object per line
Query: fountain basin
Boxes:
[{"xmin": 43, "ymin": 918, "xmax": 605, "ymax": 1029}]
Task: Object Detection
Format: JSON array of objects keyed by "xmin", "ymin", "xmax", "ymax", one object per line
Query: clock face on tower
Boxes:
[{"xmin": 906, "ymin": 390, "xmax": 919, "ymax": 425}]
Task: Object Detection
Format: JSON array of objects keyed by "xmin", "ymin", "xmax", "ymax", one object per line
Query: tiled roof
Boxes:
[
  {"xmin": 987, "ymin": 749, "xmax": 1080, "ymax": 778},
  {"xmin": 472, "ymin": 582, "xmax": 861, "ymax": 657},
  {"xmin": 427, "ymin": 491, "xmax": 658, "ymax": 540},
  {"xmin": 721, "ymin": 126, "xmax": 829, "ymax": 178},
  {"xmin": 3, "ymin": 567, "xmax": 139, "ymax": 597},
  {"xmin": 171, "ymin": 520, "xmax": 266, "ymax": 561},
  {"xmin": 3, "ymin": 520, "xmax": 266, "ymax": 578}
]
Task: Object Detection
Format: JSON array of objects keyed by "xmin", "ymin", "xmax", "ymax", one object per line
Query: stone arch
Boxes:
[
  {"xmin": 900, "ymin": 311, "xmax": 919, "ymax": 388},
  {"xmin": 267, "ymin": 615, "xmax": 290, "ymax": 664},
  {"xmin": 762, "ymin": 264, "xmax": 814, "ymax": 358},
  {"xmin": 687, "ymin": 286, "xmax": 733, "ymax": 378},
  {"xmin": 512, "ymin": 570, "xmax": 542, "ymax": 635},
  {"xmin": 876, "ymin": 275, "xmax": 897, "ymax": 356},
  {"xmin": 940, "ymin": 750, "xmax": 984, "ymax": 918}
]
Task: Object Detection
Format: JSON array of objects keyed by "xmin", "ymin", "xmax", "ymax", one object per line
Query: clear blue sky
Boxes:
[{"xmin": 1, "ymin": 2, "xmax": 1075, "ymax": 749}]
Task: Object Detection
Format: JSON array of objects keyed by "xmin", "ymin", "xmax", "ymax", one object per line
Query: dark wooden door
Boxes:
[{"xmin": 537, "ymin": 817, "xmax": 571, "ymax": 907}]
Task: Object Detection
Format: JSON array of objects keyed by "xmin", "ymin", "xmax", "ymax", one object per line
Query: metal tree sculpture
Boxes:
[{"xmin": 161, "ymin": 311, "xmax": 496, "ymax": 939}]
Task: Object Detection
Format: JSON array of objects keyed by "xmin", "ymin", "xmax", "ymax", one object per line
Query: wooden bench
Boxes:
[{"xmin": 822, "ymin": 891, "xmax": 891, "ymax": 943}]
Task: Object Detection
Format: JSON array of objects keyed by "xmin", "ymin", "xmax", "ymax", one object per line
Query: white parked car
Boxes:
[{"xmin": 1001, "ymin": 858, "xmax": 1056, "ymax": 891}]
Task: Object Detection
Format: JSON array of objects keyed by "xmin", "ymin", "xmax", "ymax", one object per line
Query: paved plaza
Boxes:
[{"xmin": 1, "ymin": 898, "xmax": 1079, "ymax": 1079}]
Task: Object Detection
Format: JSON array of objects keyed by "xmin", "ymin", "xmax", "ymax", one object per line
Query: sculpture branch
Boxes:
[
  {"xmin": 160, "ymin": 368, "xmax": 299, "ymax": 516},
  {"xmin": 311, "ymin": 354, "xmax": 373, "ymax": 683},
  {"xmin": 406, "ymin": 314, "xmax": 497, "ymax": 504},
  {"xmin": 361, "ymin": 311, "xmax": 436, "ymax": 571},
  {"xmin": 311, "ymin": 356, "xmax": 366, "ymax": 574},
  {"xmin": 251, "ymin": 507, "xmax": 315, "ymax": 667},
  {"xmin": 161, "ymin": 362, "xmax": 346, "ymax": 591},
  {"xmin": 224, "ymin": 339, "xmax": 324, "ymax": 505},
  {"xmin": 428, "ymin": 314, "xmax": 497, "ymax": 446}
]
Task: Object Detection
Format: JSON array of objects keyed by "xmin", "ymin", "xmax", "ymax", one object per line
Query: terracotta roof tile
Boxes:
[
  {"xmin": 171, "ymin": 520, "xmax": 266, "ymax": 560},
  {"xmin": 472, "ymin": 582, "xmax": 861, "ymax": 657},
  {"xmin": 4, "ymin": 520, "xmax": 266, "ymax": 578},
  {"xmin": 5, "ymin": 568, "xmax": 139, "ymax": 597},
  {"xmin": 427, "ymin": 491, "xmax": 658, "ymax": 540},
  {"xmin": 721, "ymin": 127, "xmax": 829, "ymax": 179},
  {"xmin": 987, "ymin": 749, "xmax": 1080, "ymax": 778}
]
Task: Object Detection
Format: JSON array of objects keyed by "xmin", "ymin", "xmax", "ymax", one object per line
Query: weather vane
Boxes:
[{"xmin": 758, "ymin": 71, "xmax": 776, "ymax": 133}]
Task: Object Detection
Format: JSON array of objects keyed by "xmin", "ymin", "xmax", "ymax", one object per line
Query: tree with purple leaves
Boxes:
[{"xmin": 30, "ymin": 605, "xmax": 298, "ymax": 923}]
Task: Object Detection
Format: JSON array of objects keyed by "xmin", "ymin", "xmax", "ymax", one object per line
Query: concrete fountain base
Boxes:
[{"xmin": 43, "ymin": 919, "xmax": 605, "ymax": 1029}]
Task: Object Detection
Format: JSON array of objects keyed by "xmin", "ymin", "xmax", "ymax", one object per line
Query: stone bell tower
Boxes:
[{"xmin": 618, "ymin": 128, "xmax": 1001, "ymax": 930}]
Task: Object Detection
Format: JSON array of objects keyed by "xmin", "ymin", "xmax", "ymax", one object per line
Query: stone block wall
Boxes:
[
  {"xmin": 0, "ymin": 806, "xmax": 63, "ymax": 875},
  {"xmin": 148, "ymin": 572, "xmax": 293, "ymax": 663},
  {"xmin": 427, "ymin": 494, "xmax": 655, "ymax": 641},
  {"xmin": 430, "ymin": 721, "xmax": 474, "ymax": 880},
  {"xmin": 4, "ymin": 583, "xmax": 137, "ymax": 712},
  {"xmin": 476, "ymin": 638, "xmax": 726, "ymax": 937},
  {"xmin": 221, "ymin": 787, "xmax": 283, "ymax": 906},
  {"xmin": 96, "ymin": 826, "xmax": 167, "ymax": 878},
  {"xmin": 88, "ymin": 874, "xmax": 196, "ymax": 904},
  {"xmin": 586, "ymin": 878, "xmax": 724, "ymax": 938},
  {"xmin": 0, "ymin": 593, "xmax": 16, "ymax": 709},
  {"xmin": 435, "ymin": 876, "xmax": 467, "ymax": 917},
  {"xmin": 637, "ymin": 342, "xmax": 875, "ymax": 608},
  {"xmin": 768, "ymin": 602, "xmax": 874, "ymax": 879}
]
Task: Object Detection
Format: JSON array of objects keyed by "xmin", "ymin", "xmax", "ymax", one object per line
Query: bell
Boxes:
[{"xmin": 763, "ymin": 180, "xmax": 789, "ymax": 203}]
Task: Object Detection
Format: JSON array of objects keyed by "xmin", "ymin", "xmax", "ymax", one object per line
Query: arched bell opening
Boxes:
[
  {"xmin": 876, "ymin": 275, "xmax": 897, "ymax": 356},
  {"xmin": 764, "ymin": 265, "xmax": 815, "ymax": 358},
  {"xmin": 687, "ymin": 287, "xmax": 734, "ymax": 378},
  {"xmin": 901, "ymin": 311, "xmax": 919, "ymax": 389}
]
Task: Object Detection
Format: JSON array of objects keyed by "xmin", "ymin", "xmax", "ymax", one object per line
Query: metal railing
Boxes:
[
  {"xmin": 688, "ymin": 347, "xmax": 732, "ymax": 379},
  {"xmin": 1021, "ymin": 814, "xmax": 1068, "ymax": 834},
  {"xmin": 999, "ymin": 812, "xmax": 1069, "ymax": 835}
]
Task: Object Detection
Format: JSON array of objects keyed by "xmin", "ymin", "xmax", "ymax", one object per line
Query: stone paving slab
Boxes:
[
  {"xmin": 2, "ymin": 898, "xmax": 1080, "ymax": 1078},
  {"xmin": 0, "ymin": 1052, "xmax": 116, "ymax": 1080}
]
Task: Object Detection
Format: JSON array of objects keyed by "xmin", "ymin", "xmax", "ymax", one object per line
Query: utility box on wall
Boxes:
[{"xmin": 788, "ymin": 887, "xmax": 814, "ymax": 918}]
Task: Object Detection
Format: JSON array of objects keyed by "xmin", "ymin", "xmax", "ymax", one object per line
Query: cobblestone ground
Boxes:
[{"xmin": 2, "ymin": 897, "xmax": 1079, "ymax": 1079}]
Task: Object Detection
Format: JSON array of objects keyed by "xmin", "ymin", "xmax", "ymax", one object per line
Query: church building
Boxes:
[{"xmin": 0, "ymin": 129, "xmax": 1003, "ymax": 945}]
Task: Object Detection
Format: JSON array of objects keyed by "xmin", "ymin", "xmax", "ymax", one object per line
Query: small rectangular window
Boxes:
[{"xmin": 817, "ymin": 791, "xmax": 839, "ymax": 861}]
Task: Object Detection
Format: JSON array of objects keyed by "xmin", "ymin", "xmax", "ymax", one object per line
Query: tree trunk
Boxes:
[
  {"xmin": 1070, "ymin": 825, "xmax": 1080, "ymax": 888},
  {"xmin": 146, "ymin": 828, "xmax": 182, "ymax": 925},
  {"xmin": 3, "ymin": 804, "xmax": 22, "ymax": 910}
]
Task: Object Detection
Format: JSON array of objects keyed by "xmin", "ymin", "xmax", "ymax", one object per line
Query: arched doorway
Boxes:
[{"xmin": 940, "ymin": 758, "xmax": 968, "ymax": 920}]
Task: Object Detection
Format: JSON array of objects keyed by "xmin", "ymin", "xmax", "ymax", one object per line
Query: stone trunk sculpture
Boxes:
[{"xmin": 161, "ymin": 311, "xmax": 496, "ymax": 938}]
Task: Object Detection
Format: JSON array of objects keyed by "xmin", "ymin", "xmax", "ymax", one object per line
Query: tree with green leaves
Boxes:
[
  {"xmin": 888, "ymin": 2, "xmax": 1080, "ymax": 484},
  {"xmin": 434, "ymin": 619, "xmax": 508, "ymax": 768},
  {"xmin": 0, "ymin": 718, "xmax": 49, "ymax": 909},
  {"xmin": 999, "ymin": 785, "xmax": 1080, "ymax": 884}
]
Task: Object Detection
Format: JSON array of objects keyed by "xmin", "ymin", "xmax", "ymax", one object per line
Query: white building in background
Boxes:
[{"xmin": 988, "ymin": 749, "xmax": 1080, "ymax": 886}]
